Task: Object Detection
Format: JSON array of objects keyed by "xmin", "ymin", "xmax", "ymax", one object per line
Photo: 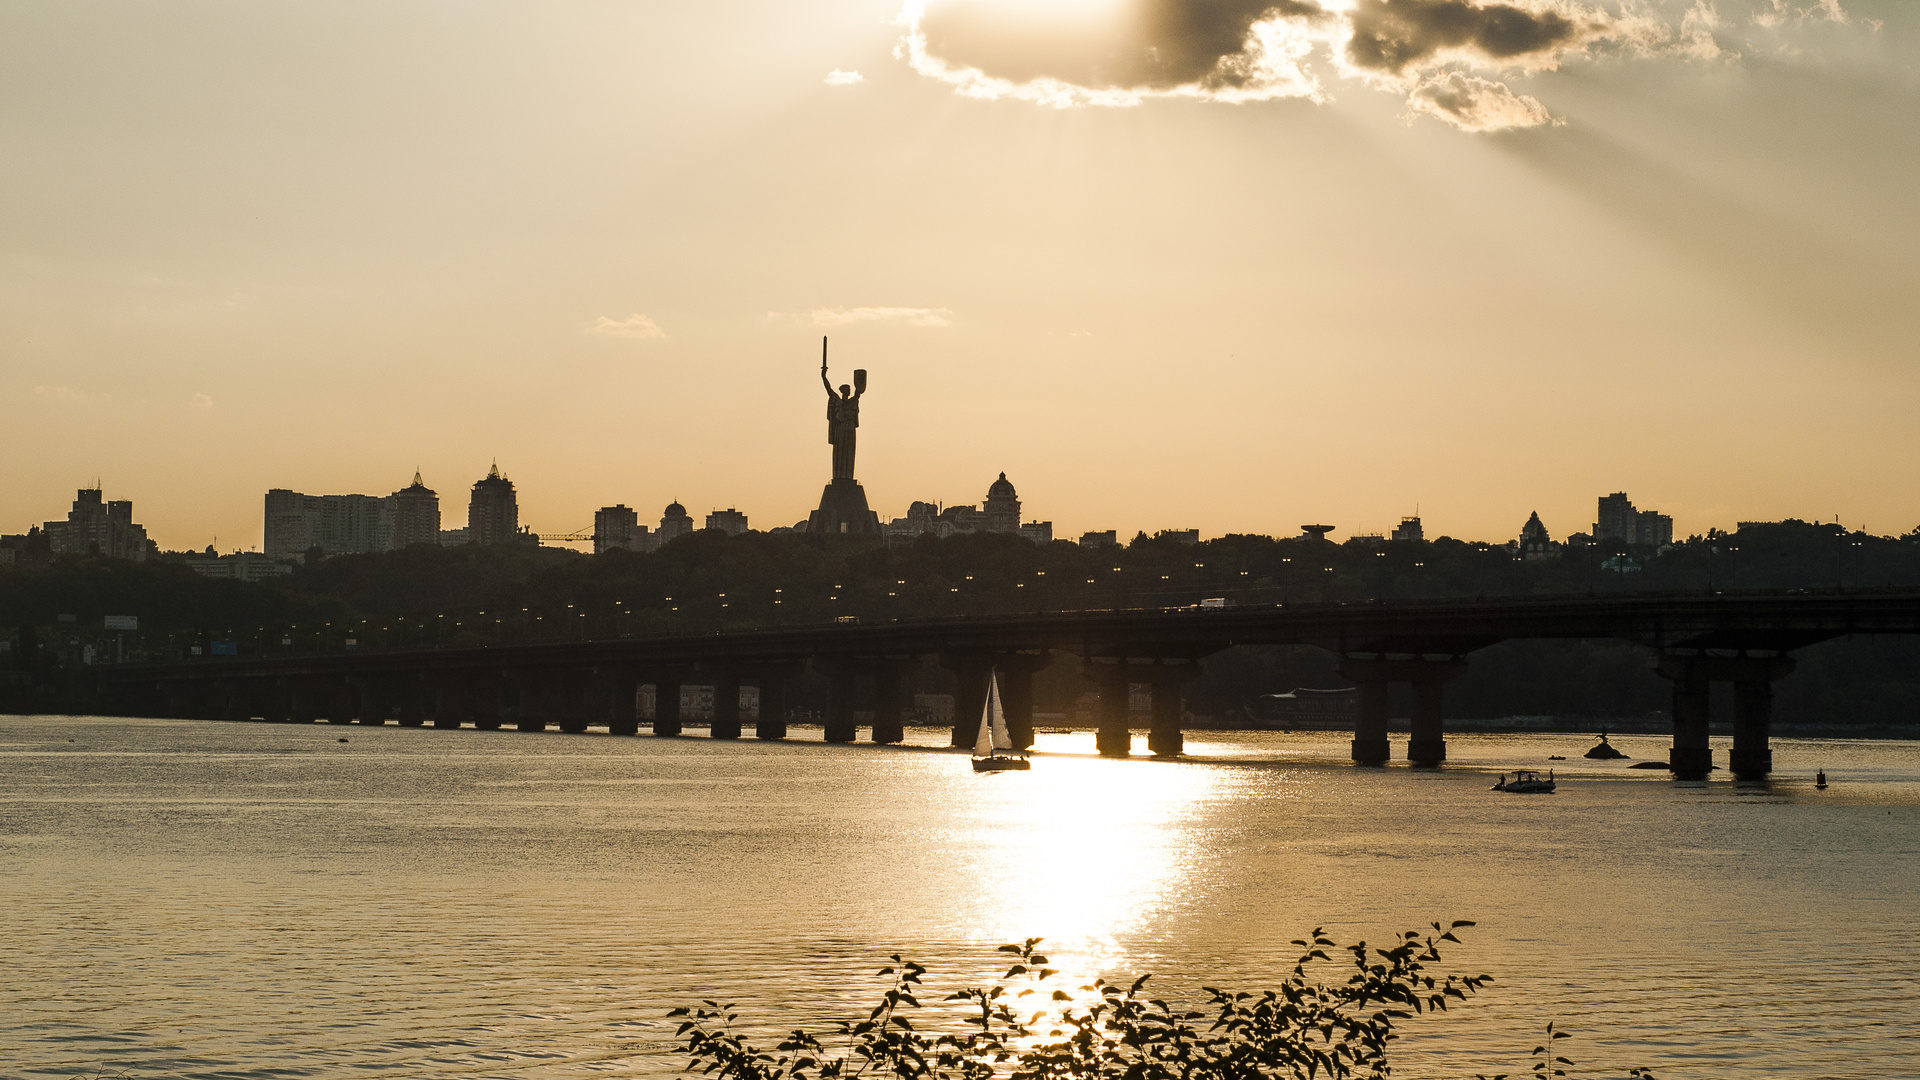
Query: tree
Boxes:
[{"xmin": 673, "ymin": 923, "xmax": 1514, "ymax": 1080}]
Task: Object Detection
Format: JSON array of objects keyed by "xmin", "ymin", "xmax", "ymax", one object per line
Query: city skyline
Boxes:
[{"xmin": 4, "ymin": 2, "xmax": 1916, "ymax": 549}]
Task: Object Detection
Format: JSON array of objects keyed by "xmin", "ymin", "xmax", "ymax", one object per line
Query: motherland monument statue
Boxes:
[{"xmin": 808, "ymin": 337, "xmax": 882, "ymax": 536}]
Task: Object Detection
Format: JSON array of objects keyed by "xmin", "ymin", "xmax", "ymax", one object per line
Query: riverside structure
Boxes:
[{"xmin": 95, "ymin": 588, "xmax": 1920, "ymax": 781}]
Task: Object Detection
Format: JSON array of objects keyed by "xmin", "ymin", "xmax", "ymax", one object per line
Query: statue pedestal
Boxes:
[{"xmin": 809, "ymin": 478, "xmax": 881, "ymax": 536}]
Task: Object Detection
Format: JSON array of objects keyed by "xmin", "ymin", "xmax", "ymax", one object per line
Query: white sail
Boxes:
[
  {"xmin": 974, "ymin": 683, "xmax": 995, "ymax": 757},
  {"xmin": 988, "ymin": 674, "xmax": 1013, "ymax": 751}
]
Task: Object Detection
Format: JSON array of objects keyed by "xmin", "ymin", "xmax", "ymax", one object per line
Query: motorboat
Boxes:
[{"xmin": 1491, "ymin": 769, "xmax": 1556, "ymax": 793}]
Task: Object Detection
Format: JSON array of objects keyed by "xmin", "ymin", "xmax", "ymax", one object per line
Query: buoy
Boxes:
[{"xmin": 1815, "ymin": 769, "xmax": 1828, "ymax": 790}]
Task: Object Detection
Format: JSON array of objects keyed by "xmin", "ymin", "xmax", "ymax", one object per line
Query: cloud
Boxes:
[
  {"xmin": 900, "ymin": 0, "xmax": 1331, "ymax": 107},
  {"xmin": 825, "ymin": 68, "xmax": 865, "ymax": 85},
  {"xmin": 34, "ymin": 385, "xmax": 96, "ymax": 403},
  {"xmin": 589, "ymin": 313, "xmax": 666, "ymax": 339},
  {"xmin": 1341, "ymin": 0, "xmax": 1644, "ymax": 78},
  {"xmin": 1754, "ymin": 0, "xmax": 1847, "ymax": 28},
  {"xmin": 898, "ymin": 0, "xmax": 1820, "ymax": 131},
  {"xmin": 1405, "ymin": 70, "xmax": 1557, "ymax": 130},
  {"xmin": 791, "ymin": 306, "xmax": 954, "ymax": 328},
  {"xmin": 1676, "ymin": 1, "xmax": 1735, "ymax": 60},
  {"xmin": 191, "ymin": 392, "xmax": 214, "ymax": 409}
]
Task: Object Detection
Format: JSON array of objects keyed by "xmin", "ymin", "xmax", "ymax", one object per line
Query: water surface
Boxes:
[{"xmin": 3, "ymin": 716, "xmax": 1916, "ymax": 1079}]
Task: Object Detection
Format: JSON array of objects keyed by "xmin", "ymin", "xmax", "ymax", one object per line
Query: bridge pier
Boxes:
[
  {"xmin": 1148, "ymin": 660, "xmax": 1200, "ymax": 758},
  {"xmin": 823, "ymin": 662, "xmax": 858, "ymax": 743},
  {"xmin": 558, "ymin": 676, "xmax": 589, "ymax": 733},
  {"xmin": 1339, "ymin": 655, "xmax": 1468, "ymax": 766},
  {"xmin": 1729, "ymin": 654, "xmax": 1793, "ymax": 780},
  {"xmin": 209, "ymin": 679, "xmax": 241, "ymax": 722},
  {"xmin": 431, "ymin": 674, "xmax": 465, "ymax": 728},
  {"xmin": 515, "ymin": 670, "xmax": 549, "ymax": 732},
  {"xmin": 996, "ymin": 651, "xmax": 1050, "ymax": 750},
  {"xmin": 944, "ymin": 654, "xmax": 992, "ymax": 748},
  {"xmin": 321, "ymin": 678, "xmax": 355, "ymax": 724},
  {"xmin": 711, "ymin": 675, "xmax": 742, "ymax": 739},
  {"xmin": 869, "ymin": 662, "xmax": 905, "ymax": 744},
  {"xmin": 1349, "ymin": 676, "xmax": 1390, "ymax": 765},
  {"xmin": 393, "ymin": 675, "xmax": 425, "ymax": 727},
  {"xmin": 363, "ymin": 678, "xmax": 398, "ymax": 725},
  {"xmin": 470, "ymin": 671, "xmax": 504, "ymax": 730},
  {"xmin": 653, "ymin": 679, "xmax": 683, "ymax": 736},
  {"xmin": 1084, "ymin": 659, "xmax": 1135, "ymax": 758},
  {"xmin": 1657, "ymin": 652, "xmax": 1795, "ymax": 780},
  {"xmin": 1407, "ymin": 662, "xmax": 1466, "ymax": 766},
  {"xmin": 754, "ymin": 670, "xmax": 790, "ymax": 739},
  {"xmin": 1660, "ymin": 658, "xmax": 1713, "ymax": 780},
  {"xmin": 607, "ymin": 670, "xmax": 640, "ymax": 735},
  {"xmin": 287, "ymin": 678, "xmax": 319, "ymax": 724}
]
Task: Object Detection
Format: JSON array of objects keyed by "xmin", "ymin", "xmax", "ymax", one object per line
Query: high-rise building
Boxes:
[
  {"xmin": 44, "ymin": 487, "xmax": 151, "ymax": 561},
  {"xmin": 1594, "ymin": 492, "xmax": 1673, "ymax": 547},
  {"xmin": 594, "ymin": 504, "xmax": 647, "ymax": 554},
  {"xmin": 264, "ymin": 473, "xmax": 444, "ymax": 560},
  {"xmin": 1595, "ymin": 493, "xmax": 1637, "ymax": 544},
  {"xmin": 389, "ymin": 472, "xmax": 440, "ymax": 549},
  {"xmin": 1018, "ymin": 521, "xmax": 1054, "ymax": 545},
  {"xmin": 468, "ymin": 463, "xmax": 519, "ymax": 546},
  {"xmin": 705, "ymin": 509, "xmax": 749, "ymax": 536},
  {"xmin": 1391, "ymin": 516, "xmax": 1424, "ymax": 543},
  {"xmin": 981, "ymin": 473, "xmax": 1021, "ymax": 533},
  {"xmin": 658, "ymin": 501, "xmax": 695, "ymax": 544},
  {"xmin": 264, "ymin": 489, "xmax": 390, "ymax": 559}
]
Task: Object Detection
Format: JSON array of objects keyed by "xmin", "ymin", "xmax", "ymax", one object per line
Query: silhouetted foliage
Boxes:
[{"xmin": 672, "ymin": 925, "xmax": 1664, "ymax": 1080}]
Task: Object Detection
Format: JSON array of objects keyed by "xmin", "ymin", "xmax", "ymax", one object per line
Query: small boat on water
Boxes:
[
  {"xmin": 1492, "ymin": 769, "xmax": 1556, "ymax": 793},
  {"xmin": 971, "ymin": 672, "xmax": 1030, "ymax": 772}
]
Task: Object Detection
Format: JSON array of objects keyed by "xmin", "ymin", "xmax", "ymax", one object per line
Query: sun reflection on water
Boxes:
[{"xmin": 944, "ymin": 741, "xmax": 1221, "ymax": 991}]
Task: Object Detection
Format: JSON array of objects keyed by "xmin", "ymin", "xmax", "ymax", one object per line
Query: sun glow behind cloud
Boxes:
[{"xmin": 896, "ymin": 0, "xmax": 1848, "ymax": 131}]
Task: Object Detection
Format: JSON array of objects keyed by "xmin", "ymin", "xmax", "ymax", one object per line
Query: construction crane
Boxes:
[{"xmin": 537, "ymin": 527, "xmax": 594, "ymax": 543}]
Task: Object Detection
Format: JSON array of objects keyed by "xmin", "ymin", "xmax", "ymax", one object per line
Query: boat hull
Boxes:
[{"xmin": 972, "ymin": 757, "xmax": 1031, "ymax": 772}]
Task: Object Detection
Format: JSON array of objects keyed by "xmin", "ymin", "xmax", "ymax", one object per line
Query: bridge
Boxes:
[{"xmin": 99, "ymin": 589, "xmax": 1920, "ymax": 781}]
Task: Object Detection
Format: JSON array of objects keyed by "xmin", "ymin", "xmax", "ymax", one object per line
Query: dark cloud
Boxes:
[
  {"xmin": 904, "ymin": 0, "xmax": 1660, "ymax": 130},
  {"xmin": 917, "ymin": 1, "xmax": 1329, "ymax": 92},
  {"xmin": 1345, "ymin": 0, "xmax": 1608, "ymax": 75}
]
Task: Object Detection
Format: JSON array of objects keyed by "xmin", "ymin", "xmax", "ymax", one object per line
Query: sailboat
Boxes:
[{"xmin": 971, "ymin": 672, "xmax": 1031, "ymax": 772}]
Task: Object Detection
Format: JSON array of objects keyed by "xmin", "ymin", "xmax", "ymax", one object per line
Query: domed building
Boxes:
[
  {"xmin": 982, "ymin": 472, "xmax": 1021, "ymax": 534},
  {"xmin": 659, "ymin": 500, "xmax": 695, "ymax": 544}
]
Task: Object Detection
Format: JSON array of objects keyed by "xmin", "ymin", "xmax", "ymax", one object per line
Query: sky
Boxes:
[{"xmin": 3, "ymin": 0, "xmax": 1916, "ymax": 551}]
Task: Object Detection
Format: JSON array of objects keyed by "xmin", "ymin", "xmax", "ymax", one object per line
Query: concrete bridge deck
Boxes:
[{"xmin": 96, "ymin": 588, "xmax": 1920, "ymax": 781}]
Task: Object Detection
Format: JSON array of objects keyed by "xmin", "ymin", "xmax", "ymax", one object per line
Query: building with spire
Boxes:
[
  {"xmin": 467, "ymin": 463, "xmax": 520, "ymax": 546},
  {"xmin": 389, "ymin": 472, "xmax": 440, "ymax": 549}
]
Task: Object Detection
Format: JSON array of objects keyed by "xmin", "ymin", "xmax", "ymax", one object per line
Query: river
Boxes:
[{"xmin": 3, "ymin": 716, "xmax": 1916, "ymax": 1079}]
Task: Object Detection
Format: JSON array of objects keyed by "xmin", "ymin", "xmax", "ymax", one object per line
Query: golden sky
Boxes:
[{"xmin": 3, "ymin": 1, "xmax": 1915, "ymax": 550}]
